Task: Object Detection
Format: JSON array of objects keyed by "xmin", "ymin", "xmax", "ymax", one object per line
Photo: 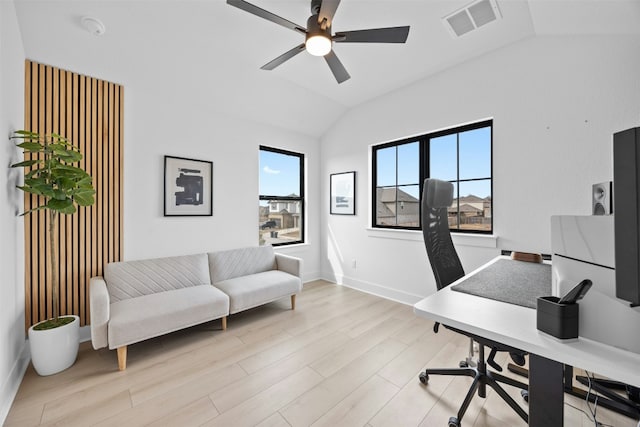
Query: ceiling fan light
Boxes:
[{"xmin": 305, "ymin": 35, "xmax": 331, "ymax": 56}]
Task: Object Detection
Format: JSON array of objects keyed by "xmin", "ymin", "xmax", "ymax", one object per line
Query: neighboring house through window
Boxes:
[
  {"xmin": 372, "ymin": 120, "xmax": 493, "ymax": 233},
  {"xmin": 259, "ymin": 146, "xmax": 304, "ymax": 245}
]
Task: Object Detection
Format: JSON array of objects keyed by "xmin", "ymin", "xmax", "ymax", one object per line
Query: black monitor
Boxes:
[{"xmin": 613, "ymin": 126, "xmax": 640, "ymax": 306}]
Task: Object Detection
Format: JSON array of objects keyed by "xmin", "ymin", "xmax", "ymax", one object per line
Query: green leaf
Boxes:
[
  {"xmin": 16, "ymin": 185, "xmax": 39, "ymax": 195},
  {"xmin": 16, "ymin": 142, "xmax": 43, "ymax": 151},
  {"xmin": 57, "ymin": 177, "xmax": 75, "ymax": 189},
  {"xmin": 32, "ymin": 183, "xmax": 55, "ymax": 198},
  {"xmin": 47, "ymin": 198, "xmax": 75, "ymax": 214},
  {"xmin": 11, "ymin": 160, "xmax": 38, "ymax": 168},
  {"xmin": 76, "ymin": 176, "xmax": 93, "ymax": 187},
  {"xmin": 73, "ymin": 189, "xmax": 95, "ymax": 206},
  {"xmin": 11, "ymin": 130, "xmax": 40, "ymax": 139},
  {"xmin": 53, "ymin": 189, "xmax": 67, "ymax": 200}
]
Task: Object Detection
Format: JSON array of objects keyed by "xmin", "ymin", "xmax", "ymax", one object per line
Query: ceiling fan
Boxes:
[{"xmin": 227, "ymin": 0, "xmax": 410, "ymax": 84}]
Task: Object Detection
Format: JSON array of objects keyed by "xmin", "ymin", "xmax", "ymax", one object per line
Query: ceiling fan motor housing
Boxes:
[
  {"xmin": 311, "ymin": 0, "xmax": 322, "ymax": 15},
  {"xmin": 307, "ymin": 14, "xmax": 330, "ymax": 38}
]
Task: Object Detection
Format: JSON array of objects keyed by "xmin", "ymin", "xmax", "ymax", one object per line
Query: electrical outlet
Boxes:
[{"xmin": 351, "ymin": 259, "xmax": 357, "ymax": 269}]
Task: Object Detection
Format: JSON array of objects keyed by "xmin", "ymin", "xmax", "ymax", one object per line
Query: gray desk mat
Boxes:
[{"xmin": 451, "ymin": 259, "xmax": 551, "ymax": 309}]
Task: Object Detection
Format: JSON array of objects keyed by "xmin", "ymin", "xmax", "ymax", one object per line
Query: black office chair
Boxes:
[{"xmin": 418, "ymin": 179, "xmax": 529, "ymax": 427}]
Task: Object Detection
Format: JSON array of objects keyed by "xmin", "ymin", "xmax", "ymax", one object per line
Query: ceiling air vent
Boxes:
[{"xmin": 444, "ymin": 0, "xmax": 502, "ymax": 38}]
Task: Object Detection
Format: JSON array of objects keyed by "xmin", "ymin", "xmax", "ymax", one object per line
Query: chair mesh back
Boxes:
[{"xmin": 421, "ymin": 179, "xmax": 465, "ymax": 290}]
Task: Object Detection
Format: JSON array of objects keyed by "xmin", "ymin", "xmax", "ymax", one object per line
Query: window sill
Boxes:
[
  {"xmin": 273, "ymin": 243, "xmax": 311, "ymax": 253},
  {"xmin": 366, "ymin": 228, "xmax": 497, "ymax": 249}
]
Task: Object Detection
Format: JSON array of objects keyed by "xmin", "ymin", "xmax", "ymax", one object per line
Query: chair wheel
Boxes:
[
  {"xmin": 521, "ymin": 389, "xmax": 529, "ymax": 403},
  {"xmin": 459, "ymin": 361, "xmax": 468, "ymax": 368},
  {"xmin": 419, "ymin": 372, "xmax": 429, "ymax": 384},
  {"xmin": 448, "ymin": 416, "xmax": 460, "ymax": 427}
]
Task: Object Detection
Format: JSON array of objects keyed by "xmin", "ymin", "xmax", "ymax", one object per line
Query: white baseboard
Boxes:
[
  {"xmin": 79, "ymin": 325, "xmax": 91, "ymax": 343},
  {"xmin": 0, "ymin": 340, "xmax": 30, "ymax": 426},
  {"xmin": 302, "ymin": 271, "xmax": 323, "ymax": 284},
  {"xmin": 320, "ymin": 272, "xmax": 425, "ymax": 306}
]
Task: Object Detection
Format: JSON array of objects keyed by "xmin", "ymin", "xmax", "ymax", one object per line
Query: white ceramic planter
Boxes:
[{"xmin": 28, "ymin": 315, "xmax": 79, "ymax": 376}]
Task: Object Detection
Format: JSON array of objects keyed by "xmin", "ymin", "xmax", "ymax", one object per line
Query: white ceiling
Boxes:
[{"xmin": 13, "ymin": 0, "xmax": 640, "ymax": 137}]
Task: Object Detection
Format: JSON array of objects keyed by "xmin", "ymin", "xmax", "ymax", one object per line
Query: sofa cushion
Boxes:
[
  {"xmin": 104, "ymin": 253, "xmax": 211, "ymax": 302},
  {"xmin": 208, "ymin": 246, "xmax": 276, "ymax": 283},
  {"xmin": 108, "ymin": 285, "xmax": 229, "ymax": 349},
  {"xmin": 214, "ymin": 270, "xmax": 301, "ymax": 314}
]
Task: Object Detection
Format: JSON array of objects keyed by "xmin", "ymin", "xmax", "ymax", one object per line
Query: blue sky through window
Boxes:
[
  {"xmin": 377, "ymin": 125, "xmax": 491, "ymax": 199},
  {"xmin": 259, "ymin": 149, "xmax": 301, "ymax": 197}
]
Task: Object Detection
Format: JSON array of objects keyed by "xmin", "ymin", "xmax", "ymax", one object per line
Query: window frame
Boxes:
[
  {"xmin": 259, "ymin": 145, "xmax": 305, "ymax": 246},
  {"xmin": 371, "ymin": 119, "xmax": 493, "ymax": 234}
]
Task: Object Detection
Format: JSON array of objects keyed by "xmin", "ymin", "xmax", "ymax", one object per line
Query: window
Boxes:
[
  {"xmin": 372, "ymin": 120, "xmax": 492, "ymax": 233},
  {"xmin": 259, "ymin": 146, "xmax": 304, "ymax": 246}
]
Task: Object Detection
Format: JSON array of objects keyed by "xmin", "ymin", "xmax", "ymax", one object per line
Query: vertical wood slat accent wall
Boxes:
[{"xmin": 23, "ymin": 60, "xmax": 124, "ymax": 329}]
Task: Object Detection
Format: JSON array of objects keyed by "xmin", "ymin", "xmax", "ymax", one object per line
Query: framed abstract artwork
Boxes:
[
  {"xmin": 330, "ymin": 171, "xmax": 356, "ymax": 215},
  {"xmin": 164, "ymin": 155, "xmax": 213, "ymax": 216}
]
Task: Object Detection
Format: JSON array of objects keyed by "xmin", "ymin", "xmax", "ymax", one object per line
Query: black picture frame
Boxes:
[
  {"xmin": 164, "ymin": 155, "xmax": 213, "ymax": 216},
  {"xmin": 330, "ymin": 171, "xmax": 356, "ymax": 215}
]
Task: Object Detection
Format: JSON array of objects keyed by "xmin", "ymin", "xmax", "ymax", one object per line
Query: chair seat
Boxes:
[
  {"xmin": 214, "ymin": 270, "xmax": 301, "ymax": 314},
  {"xmin": 108, "ymin": 285, "xmax": 229, "ymax": 349}
]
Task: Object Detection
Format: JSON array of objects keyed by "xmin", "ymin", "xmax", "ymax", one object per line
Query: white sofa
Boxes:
[{"xmin": 90, "ymin": 246, "xmax": 302, "ymax": 370}]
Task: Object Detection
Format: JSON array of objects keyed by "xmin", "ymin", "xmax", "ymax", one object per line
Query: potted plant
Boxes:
[{"xmin": 11, "ymin": 130, "xmax": 95, "ymax": 376}]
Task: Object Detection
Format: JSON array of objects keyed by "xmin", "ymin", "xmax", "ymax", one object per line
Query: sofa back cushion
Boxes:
[
  {"xmin": 209, "ymin": 246, "xmax": 276, "ymax": 283},
  {"xmin": 104, "ymin": 253, "xmax": 211, "ymax": 302}
]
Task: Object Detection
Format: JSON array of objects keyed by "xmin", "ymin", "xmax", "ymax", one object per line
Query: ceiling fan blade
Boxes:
[
  {"xmin": 318, "ymin": 0, "xmax": 340, "ymax": 27},
  {"xmin": 334, "ymin": 26, "xmax": 410, "ymax": 43},
  {"xmin": 261, "ymin": 44, "xmax": 306, "ymax": 70},
  {"xmin": 227, "ymin": 0, "xmax": 306, "ymax": 34},
  {"xmin": 324, "ymin": 50, "xmax": 350, "ymax": 84}
]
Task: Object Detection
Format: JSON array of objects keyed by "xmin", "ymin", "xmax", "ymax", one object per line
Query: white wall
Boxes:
[
  {"xmin": 0, "ymin": 0, "xmax": 28, "ymax": 422},
  {"xmin": 320, "ymin": 35, "xmax": 640, "ymax": 304},
  {"xmin": 118, "ymin": 65, "xmax": 321, "ymax": 279}
]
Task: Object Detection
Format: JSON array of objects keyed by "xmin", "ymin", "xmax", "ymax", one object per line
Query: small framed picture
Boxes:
[
  {"xmin": 164, "ymin": 155, "xmax": 213, "ymax": 216},
  {"xmin": 330, "ymin": 171, "xmax": 356, "ymax": 215}
]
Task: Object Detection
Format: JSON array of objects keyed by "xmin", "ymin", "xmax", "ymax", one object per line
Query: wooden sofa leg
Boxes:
[
  {"xmin": 291, "ymin": 294, "xmax": 296, "ymax": 310},
  {"xmin": 221, "ymin": 316, "xmax": 227, "ymax": 330},
  {"xmin": 117, "ymin": 346, "xmax": 127, "ymax": 371}
]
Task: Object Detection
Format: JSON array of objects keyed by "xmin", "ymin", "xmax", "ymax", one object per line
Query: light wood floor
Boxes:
[{"xmin": 6, "ymin": 280, "xmax": 638, "ymax": 427}]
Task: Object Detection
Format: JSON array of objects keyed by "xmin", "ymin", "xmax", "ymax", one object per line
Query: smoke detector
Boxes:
[
  {"xmin": 443, "ymin": 0, "xmax": 502, "ymax": 38},
  {"xmin": 81, "ymin": 16, "xmax": 106, "ymax": 36}
]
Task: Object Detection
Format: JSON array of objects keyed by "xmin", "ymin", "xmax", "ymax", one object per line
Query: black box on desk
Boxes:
[{"xmin": 536, "ymin": 296, "xmax": 579, "ymax": 339}]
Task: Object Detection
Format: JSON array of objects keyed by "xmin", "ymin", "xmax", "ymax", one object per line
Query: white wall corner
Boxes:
[{"xmin": 321, "ymin": 274, "xmax": 427, "ymax": 306}]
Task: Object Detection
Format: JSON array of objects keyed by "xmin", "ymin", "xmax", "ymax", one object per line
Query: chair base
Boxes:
[{"xmin": 420, "ymin": 360, "xmax": 529, "ymax": 425}]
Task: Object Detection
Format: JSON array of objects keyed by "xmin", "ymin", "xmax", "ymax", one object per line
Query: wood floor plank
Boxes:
[
  {"xmin": 238, "ymin": 326, "xmax": 334, "ymax": 374},
  {"xmin": 94, "ymin": 363, "xmax": 246, "ymax": 427},
  {"xmin": 310, "ymin": 375, "xmax": 399, "ymax": 427},
  {"xmin": 309, "ymin": 317, "xmax": 411, "ymax": 378},
  {"xmin": 39, "ymin": 390, "xmax": 131, "ymax": 427},
  {"xmin": 377, "ymin": 326, "xmax": 458, "ymax": 388},
  {"xmin": 368, "ymin": 340, "xmax": 468, "ymax": 427},
  {"xmin": 145, "ymin": 396, "xmax": 219, "ymax": 427},
  {"xmin": 255, "ymin": 412, "xmax": 292, "ymax": 427},
  {"xmin": 212, "ymin": 331, "xmax": 351, "ymax": 413},
  {"xmin": 281, "ymin": 338, "xmax": 407, "ymax": 427},
  {"xmin": 201, "ymin": 367, "xmax": 324, "ymax": 427},
  {"xmin": 6, "ymin": 281, "xmax": 638, "ymax": 427}
]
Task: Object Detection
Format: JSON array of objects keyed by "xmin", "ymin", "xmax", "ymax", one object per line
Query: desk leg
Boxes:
[{"xmin": 529, "ymin": 354, "xmax": 564, "ymax": 427}]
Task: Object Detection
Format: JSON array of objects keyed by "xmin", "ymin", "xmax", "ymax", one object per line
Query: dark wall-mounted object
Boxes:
[
  {"xmin": 592, "ymin": 181, "xmax": 612, "ymax": 215},
  {"xmin": 613, "ymin": 127, "xmax": 640, "ymax": 306}
]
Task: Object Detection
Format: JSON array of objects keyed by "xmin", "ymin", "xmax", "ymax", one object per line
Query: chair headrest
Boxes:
[{"xmin": 423, "ymin": 179, "xmax": 454, "ymax": 209}]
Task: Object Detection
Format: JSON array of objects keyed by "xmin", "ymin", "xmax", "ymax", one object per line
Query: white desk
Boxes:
[{"xmin": 414, "ymin": 256, "xmax": 640, "ymax": 426}]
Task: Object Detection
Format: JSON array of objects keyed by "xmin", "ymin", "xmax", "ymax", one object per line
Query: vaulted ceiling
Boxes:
[{"xmin": 13, "ymin": 0, "xmax": 640, "ymax": 137}]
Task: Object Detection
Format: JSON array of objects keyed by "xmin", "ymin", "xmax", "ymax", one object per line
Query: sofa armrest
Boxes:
[
  {"xmin": 275, "ymin": 253, "xmax": 303, "ymax": 280},
  {"xmin": 90, "ymin": 276, "xmax": 110, "ymax": 350}
]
